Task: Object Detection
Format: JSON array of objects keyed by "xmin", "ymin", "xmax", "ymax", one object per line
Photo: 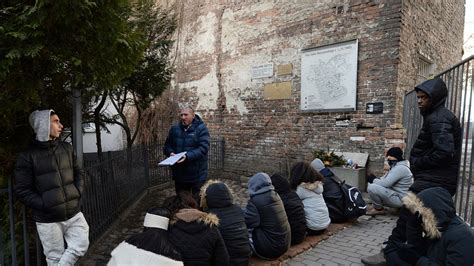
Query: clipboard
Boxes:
[{"xmin": 158, "ymin": 152, "xmax": 187, "ymax": 166}]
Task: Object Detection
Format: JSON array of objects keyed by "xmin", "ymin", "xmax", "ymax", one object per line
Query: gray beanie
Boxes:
[{"xmin": 310, "ymin": 158, "xmax": 325, "ymax": 172}]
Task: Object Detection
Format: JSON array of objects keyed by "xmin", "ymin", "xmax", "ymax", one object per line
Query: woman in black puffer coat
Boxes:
[
  {"xmin": 270, "ymin": 174, "xmax": 306, "ymax": 245},
  {"xmin": 200, "ymin": 180, "xmax": 251, "ymax": 266},
  {"xmin": 164, "ymin": 191, "xmax": 229, "ymax": 266}
]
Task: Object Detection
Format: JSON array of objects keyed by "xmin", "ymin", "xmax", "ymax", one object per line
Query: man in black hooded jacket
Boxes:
[
  {"xmin": 14, "ymin": 110, "xmax": 89, "ymax": 265},
  {"xmin": 362, "ymin": 77, "xmax": 462, "ymax": 265}
]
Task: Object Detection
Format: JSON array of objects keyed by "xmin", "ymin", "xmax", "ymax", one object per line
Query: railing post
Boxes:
[
  {"xmin": 8, "ymin": 177, "xmax": 17, "ymax": 265},
  {"xmin": 22, "ymin": 206, "xmax": 30, "ymax": 265},
  {"xmin": 143, "ymin": 144, "xmax": 150, "ymax": 188}
]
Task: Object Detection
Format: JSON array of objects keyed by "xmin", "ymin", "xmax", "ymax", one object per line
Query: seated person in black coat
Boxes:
[
  {"xmin": 164, "ymin": 191, "xmax": 229, "ymax": 266},
  {"xmin": 311, "ymin": 158, "xmax": 348, "ymax": 223},
  {"xmin": 199, "ymin": 180, "xmax": 251, "ymax": 266},
  {"xmin": 270, "ymin": 173, "xmax": 307, "ymax": 245},
  {"xmin": 385, "ymin": 187, "xmax": 474, "ymax": 266}
]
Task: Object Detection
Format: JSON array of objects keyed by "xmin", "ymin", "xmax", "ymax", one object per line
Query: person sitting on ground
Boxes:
[
  {"xmin": 243, "ymin": 172, "xmax": 291, "ymax": 260},
  {"xmin": 270, "ymin": 173, "xmax": 307, "ymax": 245},
  {"xmin": 384, "ymin": 187, "xmax": 474, "ymax": 266},
  {"xmin": 310, "ymin": 158, "xmax": 348, "ymax": 223},
  {"xmin": 290, "ymin": 162, "xmax": 331, "ymax": 235},
  {"xmin": 366, "ymin": 147, "xmax": 413, "ymax": 216},
  {"xmin": 164, "ymin": 191, "xmax": 229, "ymax": 266},
  {"xmin": 108, "ymin": 207, "xmax": 183, "ymax": 266},
  {"xmin": 199, "ymin": 180, "xmax": 251, "ymax": 266}
]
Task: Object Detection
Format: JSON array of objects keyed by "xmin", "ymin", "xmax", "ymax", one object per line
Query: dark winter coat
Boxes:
[
  {"xmin": 168, "ymin": 208, "xmax": 229, "ymax": 266},
  {"xmin": 400, "ymin": 187, "xmax": 474, "ymax": 265},
  {"xmin": 270, "ymin": 174, "xmax": 306, "ymax": 245},
  {"xmin": 164, "ymin": 115, "xmax": 210, "ymax": 183},
  {"xmin": 200, "ymin": 180, "xmax": 251, "ymax": 266},
  {"xmin": 14, "ymin": 139, "xmax": 84, "ymax": 223},
  {"xmin": 410, "ymin": 78, "xmax": 462, "ymax": 195},
  {"xmin": 320, "ymin": 171, "xmax": 350, "ymax": 223},
  {"xmin": 244, "ymin": 173, "xmax": 291, "ymax": 259}
]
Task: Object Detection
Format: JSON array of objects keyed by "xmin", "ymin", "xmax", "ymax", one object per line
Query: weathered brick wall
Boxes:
[{"xmin": 165, "ymin": 0, "xmax": 464, "ymax": 177}]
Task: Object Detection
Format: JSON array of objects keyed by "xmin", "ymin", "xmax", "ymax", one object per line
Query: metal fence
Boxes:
[
  {"xmin": 403, "ymin": 55, "xmax": 474, "ymax": 225},
  {"xmin": 1, "ymin": 138, "xmax": 225, "ymax": 265}
]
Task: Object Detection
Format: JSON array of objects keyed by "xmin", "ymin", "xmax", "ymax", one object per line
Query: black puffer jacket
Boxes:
[
  {"xmin": 410, "ymin": 78, "xmax": 462, "ymax": 195},
  {"xmin": 14, "ymin": 139, "xmax": 83, "ymax": 222},
  {"xmin": 244, "ymin": 173, "xmax": 291, "ymax": 259},
  {"xmin": 168, "ymin": 208, "xmax": 229, "ymax": 266},
  {"xmin": 200, "ymin": 180, "xmax": 251, "ymax": 266},
  {"xmin": 270, "ymin": 174, "xmax": 306, "ymax": 245},
  {"xmin": 401, "ymin": 187, "xmax": 474, "ymax": 265}
]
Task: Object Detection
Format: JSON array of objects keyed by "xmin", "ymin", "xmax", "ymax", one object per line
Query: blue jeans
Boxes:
[{"xmin": 367, "ymin": 183, "xmax": 403, "ymax": 209}]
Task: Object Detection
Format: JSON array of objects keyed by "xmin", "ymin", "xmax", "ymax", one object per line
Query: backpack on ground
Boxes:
[
  {"xmin": 323, "ymin": 174, "xmax": 367, "ymax": 222},
  {"xmin": 339, "ymin": 180, "xmax": 367, "ymax": 218}
]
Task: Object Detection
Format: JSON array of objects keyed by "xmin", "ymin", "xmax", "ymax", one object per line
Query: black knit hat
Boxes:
[{"xmin": 386, "ymin": 147, "xmax": 404, "ymax": 161}]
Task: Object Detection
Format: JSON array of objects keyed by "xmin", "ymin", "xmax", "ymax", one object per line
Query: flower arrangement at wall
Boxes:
[{"xmin": 312, "ymin": 149, "xmax": 346, "ymax": 167}]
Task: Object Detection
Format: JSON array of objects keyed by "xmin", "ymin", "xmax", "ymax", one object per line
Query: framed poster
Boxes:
[{"xmin": 300, "ymin": 39, "xmax": 358, "ymax": 111}]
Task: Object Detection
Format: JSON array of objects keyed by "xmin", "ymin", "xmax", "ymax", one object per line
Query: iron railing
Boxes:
[
  {"xmin": 403, "ymin": 55, "xmax": 474, "ymax": 225},
  {"xmin": 1, "ymin": 138, "xmax": 225, "ymax": 265}
]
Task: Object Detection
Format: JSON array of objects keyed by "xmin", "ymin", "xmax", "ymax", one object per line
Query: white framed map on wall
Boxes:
[{"xmin": 300, "ymin": 39, "xmax": 358, "ymax": 112}]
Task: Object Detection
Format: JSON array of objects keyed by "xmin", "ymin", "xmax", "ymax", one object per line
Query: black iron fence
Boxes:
[
  {"xmin": 403, "ymin": 55, "xmax": 474, "ymax": 225},
  {"xmin": 1, "ymin": 138, "xmax": 225, "ymax": 265}
]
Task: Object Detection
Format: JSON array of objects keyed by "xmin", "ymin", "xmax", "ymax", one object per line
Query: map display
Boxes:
[{"xmin": 300, "ymin": 40, "xmax": 358, "ymax": 111}]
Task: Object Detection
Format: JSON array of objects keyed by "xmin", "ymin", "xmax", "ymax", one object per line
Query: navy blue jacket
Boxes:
[{"xmin": 164, "ymin": 115, "xmax": 210, "ymax": 183}]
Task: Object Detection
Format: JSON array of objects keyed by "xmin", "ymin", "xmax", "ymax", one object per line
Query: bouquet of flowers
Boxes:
[{"xmin": 312, "ymin": 149, "xmax": 346, "ymax": 167}]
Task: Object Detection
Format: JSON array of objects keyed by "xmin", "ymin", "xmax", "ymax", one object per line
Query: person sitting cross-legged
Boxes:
[
  {"xmin": 243, "ymin": 172, "xmax": 291, "ymax": 260},
  {"xmin": 290, "ymin": 162, "xmax": 331, "ymax": 235},
  {"xmin": 199, "ymin": 180, "xmax": 251, "ymax": 266},
  {"xmin": 270, "ymin": 173, "xmax": 307, "ymax": 245},
  {"xmin": 366, "ymin": 147, "xmax": 413, "ymax": 216}
]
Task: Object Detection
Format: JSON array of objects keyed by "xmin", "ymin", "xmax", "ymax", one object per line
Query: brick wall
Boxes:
[{"xmin": 165, "ymin": 0, "xmax": 464, "ymax": 177}]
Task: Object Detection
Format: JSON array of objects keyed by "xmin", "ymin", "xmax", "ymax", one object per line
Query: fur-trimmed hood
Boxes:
[
  {"xmin": 171, "ymin": 208, "xmax": 219, "ymax": 227},
  {"xmin": 199, "ymin": 180, "xmax": 234, "ymax": 210},
  {"xmin": 299, "ymin": 181, "xmax": 323, "ymax": 192},
  {"xmin": 402, "ymin": 187, "xmax": 456, "ymax": 239}
]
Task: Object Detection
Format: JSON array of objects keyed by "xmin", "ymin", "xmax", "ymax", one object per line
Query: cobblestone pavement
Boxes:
[
  {"xmin": 78, "ymin": 179, "xmax": 249, "ymax": 265},
  {"xmin": 79, "ymin": 178, "xmax": 398, "ymax": 266},
  {"xmin": 283, "ymin": 214, "xmax": 397, "ymax": 266}
]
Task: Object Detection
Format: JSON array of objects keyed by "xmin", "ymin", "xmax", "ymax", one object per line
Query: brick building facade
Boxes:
[{"xmin": 162, "ymin": 0, "xmax": 464, "ymax": 177}]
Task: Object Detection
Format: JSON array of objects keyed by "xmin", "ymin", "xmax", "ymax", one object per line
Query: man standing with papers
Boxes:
[{"xmin": 164, "ymin": 106, "xmax": 210, "ymax": 197}]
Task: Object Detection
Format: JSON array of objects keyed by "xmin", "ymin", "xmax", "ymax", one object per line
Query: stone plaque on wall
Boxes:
[
  {"xmin": 263, "ymin": 81, "xmax": 292, "ymax": 100},
  {"xmin": 251, "ymin": 63, "xmax": 273, "ymax": 79}
]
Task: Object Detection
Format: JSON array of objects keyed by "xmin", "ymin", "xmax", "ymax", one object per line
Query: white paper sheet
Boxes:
[{"xmin": 158, "ymin": 152, "xmax": 187, "ymax": 166}]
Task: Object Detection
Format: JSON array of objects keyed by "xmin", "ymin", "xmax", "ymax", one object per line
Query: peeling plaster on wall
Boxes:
[
  {"xmin": 180, "ymin": 64, "xmax": 219, "ymax": 111},
  {"xmin": 221, "ymin": 53, "xmax": 281, "ymax": 115},
  {"xmin": 221, "ymin": 2, "xmax": 283, "ymax": 55},
  {"xmin": 180, "ymin": 12, "xmax": 217, "ymax": 56}
]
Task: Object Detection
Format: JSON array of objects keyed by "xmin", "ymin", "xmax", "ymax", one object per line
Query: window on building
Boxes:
[{"xmin": 417, "ymin": 56, "xmax": 434, "ymax": 83}]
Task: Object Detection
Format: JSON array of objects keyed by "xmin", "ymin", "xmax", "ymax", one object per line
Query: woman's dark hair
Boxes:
[
  {"xmin": 289, "ymin": 161, "xmax": 324, "ymax": 190},
  {"xmin": 162, "ymin": 191, "xmax": 198, "ymax": 217},
  {"xmin": 125, "ymin": 207, "xmax": 182, "ymax": 261}
]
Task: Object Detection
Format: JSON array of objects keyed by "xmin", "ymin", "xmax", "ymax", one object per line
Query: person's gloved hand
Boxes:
[{"xmin": 397, "ymin": 246, "xmax": 422, "ymax": 265}]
